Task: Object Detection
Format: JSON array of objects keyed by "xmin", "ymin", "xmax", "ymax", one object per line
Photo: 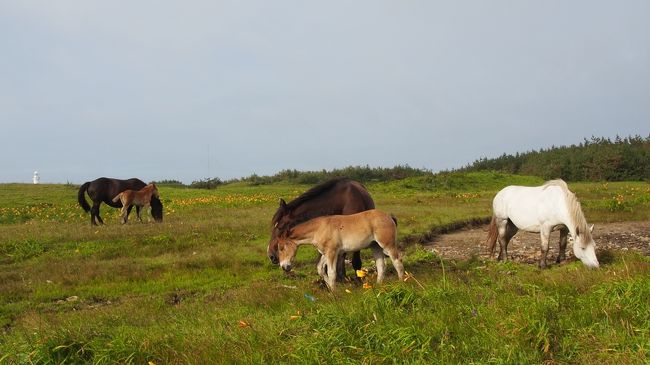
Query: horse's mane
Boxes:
[
  {"xmin": 543, "ymin": 179, "xmax": 592, "ymax": 240},
  {"xmin": 271, "ymin": 177, "xmax": 352, "ymax": 226}
]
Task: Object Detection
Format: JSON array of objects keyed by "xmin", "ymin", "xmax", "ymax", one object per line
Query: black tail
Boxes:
[{"xmin": 78, "ymin": 182, "xmax": 91, "ymax": 212}]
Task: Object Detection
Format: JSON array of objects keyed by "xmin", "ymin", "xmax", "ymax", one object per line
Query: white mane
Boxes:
[{"xmin": 543, "ymin": 179, "xmax": 591, "ymax": 240}]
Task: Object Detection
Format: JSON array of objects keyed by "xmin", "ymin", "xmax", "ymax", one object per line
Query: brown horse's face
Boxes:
[
  {"xmin": 276, "ymin": 236, "xmax": 298, "ymax": 272},
  {"xmin": 268, "ymin": 200, "xmax": 292, "ymax": 264}
]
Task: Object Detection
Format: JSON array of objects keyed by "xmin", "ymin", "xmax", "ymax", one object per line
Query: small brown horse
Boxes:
[
  {"xmin": 276, "ymin": 209, "xmax": 404, "ymax": 290},
  {"xmin": 112, "ymin": 183, "xmax": 160, "ymax": 224},
  {"xmin": 268, "ymin": 178, "xmax": 376, "ymax": 281},
  {"xmin": 78, "ymin": 177, "xmax": 163, "ymax": 225}
]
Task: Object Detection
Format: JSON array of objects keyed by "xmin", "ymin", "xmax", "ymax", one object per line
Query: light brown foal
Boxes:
[
  {"xmin": 276, "ymin": 209, "xmax": 404, "ymax": 290},
  {"xmin": 112, "ymin": 183, "xmax": 159, "ymax": 224}
]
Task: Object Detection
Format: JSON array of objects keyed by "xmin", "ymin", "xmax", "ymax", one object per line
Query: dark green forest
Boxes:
[{"xmin": 462, "ymin": 135, "xmax": 650, "ymax": 181}]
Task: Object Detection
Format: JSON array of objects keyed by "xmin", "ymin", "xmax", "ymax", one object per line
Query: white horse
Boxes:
[{"xmin": 486, "ymin": 179, "xmax": 599, "ymax": 268}]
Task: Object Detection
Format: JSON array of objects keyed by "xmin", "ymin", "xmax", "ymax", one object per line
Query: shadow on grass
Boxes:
[{"xmin": 597, "ymin": 248, "xmax": 616, "ymax": 266}]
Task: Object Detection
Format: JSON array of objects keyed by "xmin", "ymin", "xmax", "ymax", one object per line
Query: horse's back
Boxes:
[
  {"xmin": 87, "ymin": 177, "xmax": 146, "ymax": 206},
  {"xmin": 493, "ymin": 184, "xmax": 568, "ymax": 230},
  {"xmin": 331, "ymin": 210, "xmax": 395, "ymax": 238},
  {"xmin": 344, "ymin": 180, "xmax": 375, "ymax": 212}
]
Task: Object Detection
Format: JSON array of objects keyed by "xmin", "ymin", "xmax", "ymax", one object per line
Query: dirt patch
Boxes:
[{"xmin": 423, "ymin": 221, "xmax": 650, "ymax": 265}]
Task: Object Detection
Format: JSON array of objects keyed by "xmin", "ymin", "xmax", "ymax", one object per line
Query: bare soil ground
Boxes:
[{"xmin": 423, "ymin": 221, "xmax": 650, "ymax": 265}]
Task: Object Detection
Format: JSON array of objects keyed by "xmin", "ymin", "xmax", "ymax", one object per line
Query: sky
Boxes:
[{"xmin": 1, "ymin": 1, "xmax": 649, "ymax": 184}]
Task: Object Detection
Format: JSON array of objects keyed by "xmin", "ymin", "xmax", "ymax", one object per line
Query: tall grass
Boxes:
[{"xmin": 0, "ymin": 172, "xmax": 649, "ymax": 364}]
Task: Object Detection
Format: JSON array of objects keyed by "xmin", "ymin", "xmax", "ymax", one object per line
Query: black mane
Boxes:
[{"xmin": 271, "ymin": 177, "xmax": 352, "ymax": 226}]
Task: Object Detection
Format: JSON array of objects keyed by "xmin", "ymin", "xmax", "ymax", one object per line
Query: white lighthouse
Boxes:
[{"xmin": 33, "ymin": 171, "xmax": 40, "ymax": 184}]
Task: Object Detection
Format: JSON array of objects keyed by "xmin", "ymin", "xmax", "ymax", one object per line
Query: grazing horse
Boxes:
[
  {"xmin": 78, "ymin": 177, "xmax": 163, "ymax": 225},
  {"xmin": 267, "ymin": 178, "xmax": 376, "ymax": 281},
  {"xmin": 486, "ymin": 179, "xmax": 598, "ymax": 268},
  {"xmin": 276, "ymin": 209, "xmax": 404, "ymax": 290},
  {"xmin": 112, "ymin": 183, "xmax": 160, "ymax": 224}
]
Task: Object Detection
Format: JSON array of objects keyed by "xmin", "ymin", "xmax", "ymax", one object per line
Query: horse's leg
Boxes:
[
  {"xmin": 539, "ymin": 228, "xmax": 551, "ymax": 269},
  {"xmin": 504, "ymin": 220, "xmax": 518, "ymax": 252},
  {"xmin": 496, "ymin": 219, "xmax": 509, "ymax": 261},
  {"xmin": 335, "ymin": 253, "xmax": 347, "ymax": 282},
  {"xmin": 317, "ymin": 255, "xmax": 327, "ymax": 279},
  {"xmin": 91, "ymin": 202, "xmax": 102, "ymax": 225},
  {"xmin": 325, "ymin": 250, "xmax": 338, "ymax": 290},
  {"xmin": 120, "ymin": 205, "xmax": 129, "ymax": 224},
  {"xmin": 372, "ymin": 246, "xmax": 386, "ymax": 284},
  {"xmin": 556, "ymin": 227, "xmax": 569, "ymax": 263},
  {"xmin": 351, "ymin": 251, "xmax": 362, "ymax": 272},
  {"xmin": 126, "ymin": 205, "xmax": 134, "ymax": 223},
  {"xmin": 136, "ymin": 205, "xmax": 143, "ymax": 222}
]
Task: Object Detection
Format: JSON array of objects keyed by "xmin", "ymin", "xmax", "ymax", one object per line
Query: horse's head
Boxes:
[
  {"xmin": 149, "ymin": 182, "xmax": 160, "ymax": 198},
  {"xmin": 276, "ymin": 231, "xmax": 298, "ymax": 272},
  {"xmin": 572, "ymin": 224, "xmax": 599, "ymax": 268},
  {"xmin": 268, "ymin": 198, "xmax": 293, "ymax": 264},
  {"xmin": 150, "ymin": 196, "xmax": 164, "ymax": 223}
]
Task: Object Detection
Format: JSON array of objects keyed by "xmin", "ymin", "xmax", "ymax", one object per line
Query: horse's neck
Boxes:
[
  {"xmin": 289, "ymin": 218, "xmax": 323, "ymax": 244},
  {"xmin": 557, "ymin": 194, "xmax": 588, "ymax": 238}
]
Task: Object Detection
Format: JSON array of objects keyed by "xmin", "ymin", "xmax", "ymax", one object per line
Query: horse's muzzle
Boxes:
[{"xmin": 281, "ymin": 264, "xmax": 292, "ymax": 272}]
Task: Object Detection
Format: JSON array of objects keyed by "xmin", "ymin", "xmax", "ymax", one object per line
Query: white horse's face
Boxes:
[{"xmin": 573, "ymin": 225, "xmax": 599, "ymax": 268}]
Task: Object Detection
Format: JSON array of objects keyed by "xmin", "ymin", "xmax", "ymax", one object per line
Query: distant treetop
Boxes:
[{"xmin": 461, "ymin": 135, "xmax": 650, "ymax": 181}]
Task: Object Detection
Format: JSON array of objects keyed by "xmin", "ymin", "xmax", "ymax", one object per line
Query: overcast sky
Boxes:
[{"xmin": 1, "ymin": 1, "xmax": 648, "ymax": 184}]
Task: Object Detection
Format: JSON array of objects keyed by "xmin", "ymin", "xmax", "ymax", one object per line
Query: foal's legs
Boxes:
[
  {"xmin": 119, "ymin": 204, "xmax": 129, "ymax": 224},
  {"xmin": 324, "ymin": 250, "xmax": 338, "ymax": 290},
  {"xmin": 372, "ymin": 246, "xmax": 387, "ymax": 283},
  {"xmin": 556, "ymin": 227, "xmax": 569, "ymax": 263},
  {"xmin": 317, "ymin": 255, "xmax": 327, "ymax": 279},
  {"xmin": 539, "ymin": 228, "xmax": 551, "ymax": 269}
]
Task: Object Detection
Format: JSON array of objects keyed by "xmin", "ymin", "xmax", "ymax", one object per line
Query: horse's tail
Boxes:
[
  {"xmin": 112, "ymin": 193, "xmax": 122, "ymax": 203},
  {"xmin": 485, "ymin": 216, "xmax": 498, "ymax": 255},
  {"xmin": 78, "ymin": 182, "xmax": 91, "ymax": 212}
]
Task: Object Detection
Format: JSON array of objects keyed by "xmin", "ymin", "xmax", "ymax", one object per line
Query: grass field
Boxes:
[{"xmin": 1, "ymin": 172, "xmax": 649, "ymax": 364}]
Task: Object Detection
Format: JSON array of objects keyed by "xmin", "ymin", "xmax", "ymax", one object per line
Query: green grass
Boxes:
[{"xmin": 0, "ymin": 172, "xmax": 649, "ymax": 364}]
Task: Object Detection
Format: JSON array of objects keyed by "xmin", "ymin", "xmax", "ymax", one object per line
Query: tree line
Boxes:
[
  {"xmin": 461, "ymin": 135, "xmax": 650, "ymax": 181},
  {"xmin": 158, "ymin": 135, "xmax": 649, "ymax": 188}
]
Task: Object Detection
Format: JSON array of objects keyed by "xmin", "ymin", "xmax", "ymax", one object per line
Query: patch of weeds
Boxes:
[
  {"xmin": 141, "ymin": 233, "xmax": 174, "ymax": 246},
  {"xmin": 0, "ymin": 239, "xmax": 47, "ymax": 262},
  {"xmin": 365, "ymin": 285, "xmax": 422, "ymax": 313}
]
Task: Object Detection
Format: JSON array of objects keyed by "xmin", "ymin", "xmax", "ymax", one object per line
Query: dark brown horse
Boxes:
[
  {"xmin": 267, "ymin": 178, "xmax": 375, "ymax": 281},
  {"xmin": 78, "ymin": 177, "xmax": 163, "ymax": 225}
]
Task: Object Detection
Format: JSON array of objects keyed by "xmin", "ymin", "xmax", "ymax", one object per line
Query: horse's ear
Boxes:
[
  {"xmin": 279, "ymin": 198, "xmax": 287, "ymax": 209},
  {"xmin": 589, "ymin": 224, "xmax": 594, "ymax": 233},
  {"xmin": 576, "ymin": 226, "xmax": 580, "ymax": 236}
]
